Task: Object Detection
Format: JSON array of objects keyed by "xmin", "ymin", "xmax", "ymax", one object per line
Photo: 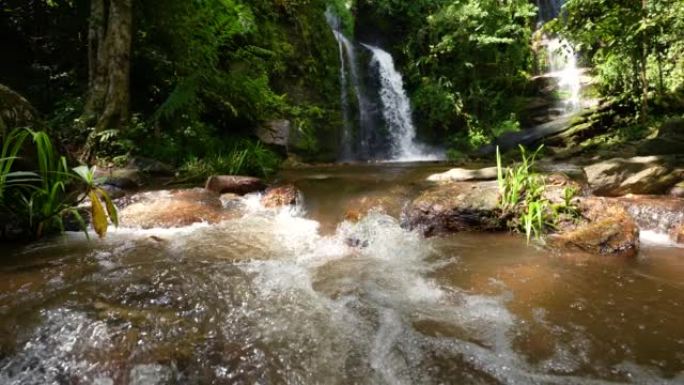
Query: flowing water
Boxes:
[
  {"xmin": 544, "ymin": 37, "xmax": 582, "ymax": 113},
  {"xmin": 362, "ymin": 45, "xmax": 440, "ymax": 162},
  {"xmin": 326, "ymin": 9, "xmax": 441, "ymax": 162},
  {"xmin": 1, "ymin": 163, "xmax": 684, "ymax": 384},
  {"xmin": 537, "ymin": 0, "xmax": 582, "ymax": 113},
  {"xmin": 326, "ymin": 11, "xmax": 374, "ymax": 161}
]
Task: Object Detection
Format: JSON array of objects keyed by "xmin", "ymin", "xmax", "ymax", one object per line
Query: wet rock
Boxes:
[
  {"xmin": 668, "ymin": 181, "xmax": 684, "ymax": 197},
  {"xmin": 100, "ymin": 184, "xmax": 126, "ymax": 200},
  {"xmin": 615, "ymin": 195, "xmax": 684, "ymax": 235},
  {"xmin": 205, "ymin": 175, "xmax": 265, "ymax": 195},
  {"xmin": 127, "ymin": 157, "xmax": 174, "ymax": 176},
  {"xmin": 637, "ymin": 118, "xmax": 684, "ymax": 156},
  {"xmin": 403, "ymin": 182, "xmax": 503, "ymax": 236},
  {"xmin": 344, "ymin": 187, "xmax": 410, "ymax": 222},
  {"xmin": 427, "ymin": 167, "xmax": 498, "ymax": 182},
  {"xmin": 257, "ymin": 119, "xmax": 291, "ymax": 148},
  {"xmin": 583, "ymin": 156, "xmax": 681, "ymax": 196},
  {"xmin": 669, "ymin": 224, "xmax": 684, "ymax": 244},
  {"xmin": 0, "ymin": 83, "xmax": 40, "ymax": 130},
  {"xmin": 541, "ymin": 173, "xmax": 585, "ymax": 204},
  {"xmin": 261, "ymin": 185, "xmax": 300, "ymax": 208},
  {"xmin": 550, "ymin": 198, "xmax": 639, "ymax": 258},
  {"xmin": 129, "ymin": 364, "xmax": 175, "ymax": 385},
  {"xmin": 94, "ymin": 167, "xmax": 141, "ymax": 189},
  {"xmin": 93, "ymin": 377, "xmax": 114, "ymax": 385},
  {"xmin": 119, "ymin": 188, "xmax": 231, "ymax": 228},
  {"xmin": 219, "ymin": 192, "xmax": 243, "ymax": 208}
]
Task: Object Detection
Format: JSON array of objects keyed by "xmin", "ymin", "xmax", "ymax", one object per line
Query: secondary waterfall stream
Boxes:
[
  {"xmin": 537, "ymin": 0, "xmax": 582, "ymax": 113},
  {"xmin": 1, "ymin": 163, "xmax": 684, "ymax": 384}
]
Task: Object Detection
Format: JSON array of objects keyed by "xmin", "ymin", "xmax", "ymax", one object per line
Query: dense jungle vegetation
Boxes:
[{"xmin": 1, "ymin": 0, "xmax": 683, "ymax": 239}]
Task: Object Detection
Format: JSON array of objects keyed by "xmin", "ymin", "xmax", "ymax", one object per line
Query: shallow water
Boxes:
[{"xmin": 1, "ymin": 163, "xmax": 683, "ymax": 384}]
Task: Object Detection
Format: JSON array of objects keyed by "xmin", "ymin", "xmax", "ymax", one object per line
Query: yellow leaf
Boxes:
[
  {"xmin": 89, "ymin": 190, "xmax": 108, "ymax": 238},
  {"xmin": 97, "ymin": 187, "xmax": 119, "ymax": 227}
]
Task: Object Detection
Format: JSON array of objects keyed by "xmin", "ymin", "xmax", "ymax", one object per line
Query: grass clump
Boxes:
[
  {"xmin": 496, "ymin": 145, "xmax": 579, "ymax": 243},
  {"xmin": 1, "ymin": 128, "xmax": 118, "ymax": 240},
  {"xmin": 179, "ymin": 140, "xmax": 281, "ymax": 182}
]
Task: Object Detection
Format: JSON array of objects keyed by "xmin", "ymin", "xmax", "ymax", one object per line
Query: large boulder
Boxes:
[
  {"xmin": 637, "ymin": 118, "xmax": 684, "ymax": 156},
  {"xmin": 427, "ymin": 167, "xmax": 498, "ymax": 183},
  {"xmin": 668, "ymin": 180, "xmax": 684, "ymax": 197},
  {"xmin": 615, "ymin": 195, "xmax": 684, "ymax": 236},
  {"xmin": 260, "ymin": 185, "xmax": 300, "ymax": 208},
  {"xmin": 94, "ymin": 167, "xmax": 141, "ymax": 189},
  {"xmin": 127, "ymin": 157, "xmax": 174, "ymax": 176},
  {"xmin": 402, "ymin": 182, "xmax": 503, "ymax": 236},
  {"xmin": 550, "ymin": 198, "xmax": 639, "ymax": 258},
  {"xmin": 119, "ymin": 188, "xmax": 232, "ymax": 228},
  {"xmin": 0, "ymin": 83, "xmax": 40, "ymax": 131},
  {"xmin": 256, "ymin": 119, "xmax": 291, "ymax": 149},
  {"xmin": 583, "ymin": 156, "xmax": 681, "ymax": 196},
  {"xmin": 205, "ymin": 175, "xmax": 265, "ymax": 195}
]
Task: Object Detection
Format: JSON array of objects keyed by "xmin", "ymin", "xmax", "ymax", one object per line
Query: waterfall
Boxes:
[
  {"xmin": 362, "ymin": 44, "xmax": 437, "ymax": 161},
  {"xmin": 545, "ymin": 38, "xmax": 581, "ymax": 112},
  {"xmin": 326, "ymin": 10, "xmax": 441, "ymax": 162},
  {"xmin": 331, "ymin": 28, "xmax": 353, "ymax": 160},
  {"xmin": 325, "ymin": 10, "xmax": 374, "ymax": 160},
  {"xmin": 536, "ymin": 0, "xmax": 582, "ymax": 113},
  {"xmin": 326, "ymin": 10, "xmax": 353, "ymax": 160}
]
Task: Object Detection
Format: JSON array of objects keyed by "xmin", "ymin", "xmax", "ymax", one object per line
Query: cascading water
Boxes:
[
  {"xmin": 326, "ymin": 9, "xmax": 441, "ymax": 162},
  {"xmin": 326, "ymin": 10, "xmax": 373, "ymax": 160},
  {"xmin": 329, "ymin": 22, "xmax": 353, "ymax": 159},
  {"xmin": 537, "ymin": 0, "xmax": 582, "ymax": 113},
  {"xmin": 544, "ymin": 38, "xmax": 581, "ymax": 112},
  {"xmin": 362, "ymin": 44, "xmax": 438, "ymax": 161},
  {"xmin": 2, "ymin": 164, "xmax": 683, "ymax": 384}
]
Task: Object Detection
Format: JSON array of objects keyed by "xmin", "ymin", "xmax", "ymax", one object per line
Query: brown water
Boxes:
[{"xmin": 1, "ymin": 163, "xmax": 683, "ymax": 384}]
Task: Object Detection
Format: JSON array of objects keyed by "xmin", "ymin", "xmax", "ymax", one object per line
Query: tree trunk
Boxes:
[
  {"xmin": 81, "ymin": 0, "xmax": 132, "ymax": 161},
  {"xmin": 640, "ymin": 0, "xmax": 649, "ymax": 123}
]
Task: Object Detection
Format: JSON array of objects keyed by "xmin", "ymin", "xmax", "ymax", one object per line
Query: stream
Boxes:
[{"xmin": 1, "ymin": 163, "xmax": 683, "ymax": 384}]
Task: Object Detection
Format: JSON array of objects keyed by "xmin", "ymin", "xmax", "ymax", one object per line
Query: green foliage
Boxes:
[
  {"xmin": 0, "ymin": 128, "xmax": 39, "ymax": 204},
  {"xmin": 400, "ymin": 0, "xmax": 537, "ymax": 147},
  {"xmin": 179, "ymin": 140, "xmax": 281, "ymax": 182},
  {"xmin": 496, "ymin": 145, "xmax": 578, "ymax": 243},
  {"xmin": 0, "ymin": 129, "xmax": 117, "ymax": 240},
  {"xmin": 552, "ymin": 0, "xmax": 684, "ymax": 115},
  {"xmin": 326, "ymin": 0, "xmax": 355, "ymax": 36}
]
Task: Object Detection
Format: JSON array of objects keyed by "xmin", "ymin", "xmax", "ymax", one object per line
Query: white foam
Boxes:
[{"xmin": 640, "ymin": 230, "xmax": 683, "ymax": 248}]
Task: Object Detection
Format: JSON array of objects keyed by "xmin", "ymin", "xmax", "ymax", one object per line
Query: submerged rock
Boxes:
[
  {"xmin": 427, "ymin": 167, "xmax": 498, "ymax": 182},
  {"xmin": 129, "ymin": 364, "xmax": 175, "ymax": 385},
  {"xmin": 551, "ymin": 198, "xmax": 639, "ymax": 258},
  {"xmin": 205, "ymin": 175, "xmax": 266, "ymax": 195},
  {"xmin": 343, "ymin": 186, "xmax": 411, "ymax": 222},
  {"xmin": 583, "ymin": 156, "xmax": 681, "ymax": 196},
  {"xmin": 261, "ymin": 185, "xmax": 300, "ymax": 208},
  {"xmin": 403, "ymin": 182, "xmax": 503, "ymax": 236},
  {"xmin": 119, "ymin": 188, "xmax": 232, "ymax": 228}
]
